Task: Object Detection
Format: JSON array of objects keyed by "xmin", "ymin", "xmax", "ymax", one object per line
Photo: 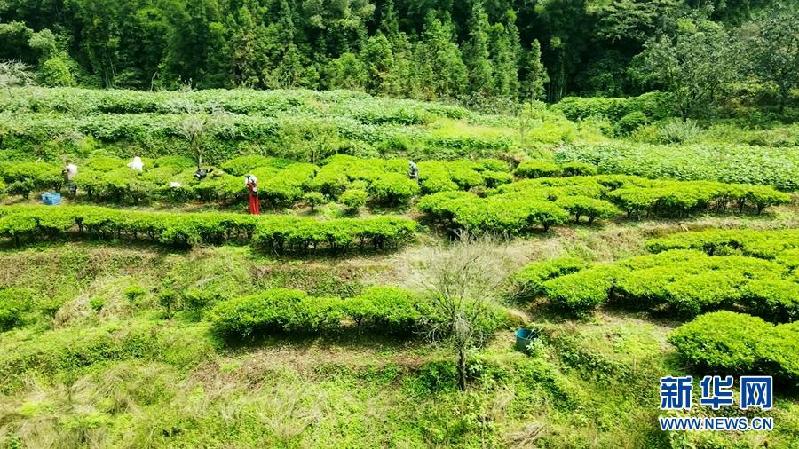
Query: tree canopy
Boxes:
[{"xmin": 0, "ymin": 0, "xmax": 793, "ymax": 110}]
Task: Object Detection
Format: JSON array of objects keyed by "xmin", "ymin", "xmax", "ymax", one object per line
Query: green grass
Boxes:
[{"xmin": 2, "ymin": 211, "xmax": 799, "ymax": 447}]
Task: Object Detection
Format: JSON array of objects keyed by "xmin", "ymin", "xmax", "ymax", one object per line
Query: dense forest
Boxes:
[{"xmin": 0, "ymin": 0, "xmax": 797, "ymax": 111}]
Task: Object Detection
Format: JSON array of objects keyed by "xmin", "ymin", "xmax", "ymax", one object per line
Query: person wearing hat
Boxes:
[{"xmin": 245, "ymin": 174, "xmax": 260, "ymax": 215}]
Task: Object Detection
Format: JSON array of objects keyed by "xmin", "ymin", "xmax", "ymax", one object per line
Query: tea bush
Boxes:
[
  {"xmin": 647, "ymin": 229, "xmax": 799, "ymax": 259},
  {"xmin": 512, "ymin": 257, "xmax": 587, "ymax": 301},
  {"xmin": 0, "ymin": 205, "xmax": 417, "ymax": 252},
  {"xmin": 551, "ymin": 92, "xmax": 670, "ymax": 122},
  {"xmin": 344, "ymin": 287, "xmax": 424, "ymax": 334},
  {"xmin": 670, "ymin": 311, "xmax": 799, "ymax": 382},
  {"xmin": 208, "ymin": 287, "xmax": 430, "ymax": 339},
  {"xmin": 541, "ymin": 267, "xmax": 617, "ymax": 315},
  {"xmin": 418, "ymin": 174, "xmax": 784, "ymax": 234},
  {"xmin": 517, "ymin": 246, "xmax": 799, "ymax": 320},
  {"xmin": 515, "ymin": 160, "xmax": 562, "ymax": 178},
  {"xmin": 207, "ymin": 289, "xmax": 345, "ymax": 337}
]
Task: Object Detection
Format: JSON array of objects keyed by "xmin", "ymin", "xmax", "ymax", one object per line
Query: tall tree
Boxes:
[
  {"xmin": 463, "ymin": 1, "xmax": 493, "ymax": 97},
  {"xmin": 520, "ymin": 39, "xmax": 548, "ymax": 102},
  {"xmin": 417, "ymin": 15, "xmax": 468, "ymax": 100},
  {"xmin": 633, "ymin": 20, "xmax": 741, "ymax": 119},
  {"xmin": 489, "ymin": 21, "xmax": 519, "ymax": 98},
  {"xmin": 744, "ymin": 5, "xmax": 799, "ymax": 113},
  {"xmin": 361, "ymin": 32, "xmax": 394, "ymax": 94}
]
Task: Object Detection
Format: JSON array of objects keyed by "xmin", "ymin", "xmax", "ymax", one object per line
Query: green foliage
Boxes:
[
  {"xmin": 647, "ymin": 228, "xmax": 799, "ymax": 259},
  {"xmin": 560, "ymin": 141, "xmax": 799, "ymax": 190},
  {"xmin": 514, "ymin": 160, "xmax": 561, "ymax": 178},
  {"xmin": 220, "ymin": 155, "xmax": 289, "ymax": 176},
  {"xmin": 302, "ymin": 192, "xmax": 327, "ymax": 210},
  {"xmin": 541, "ymin": 267, "xmax": 616, "ymax": 315},
  {"xmin": 339, "ymin": 189, "xmax": 368, "ymax": 213},
  {"xmin": 632, "ymin": 20, "xmax": 740, "ymax": 119},
  {"xmin": 560, "ymin": 161, "xmax": 597, "ymax": 177},
  {"xmin": 0, "ymin": 288, "xmax": 33, "ymax": 331},
  {"xmin": 344, "ymin": 287, "xmax": 424, "ymax": 335},
  {"xmin": 552, "ymin": 92, "xmax": 670, "ymax": 122},
  {"xmin": 419, "ymin": 174, "xmax": 782, "ymax": 234},
  {"xmin": 0, "ymin": 205, "xmax": 416, "ymax": 253},
  {"xmin": 208, "ymin": 287, "xmax": 442, "ymax": 339},
  {"xmin": 670, "ymin": 311, "xmax": 799, "ymax": 382},
  {"xmin": 207, "ymin": 289, "xmax": 341, "ymax": 338},
  {"xmin": 368, "ymin": 172, "xmax": 420, "ymax": 206},
  {"xmin": 531, "ymin": 243, "xmax": 799, "ymax": 321},
  {"xmin": 613, "ymin": 111, "xmax": 648, "ymax": 137},
  {"xmin": 656, "ymin": 118, "xmax": 702, "ymax": 144},
  {"xmin": 512, "ymin": 257, "xmax": 587, "ymax": 301}
]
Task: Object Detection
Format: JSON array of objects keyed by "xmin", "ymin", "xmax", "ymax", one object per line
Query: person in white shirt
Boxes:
[
  {"xmin": 127, "ymin": 156, "xmax": 144, "ymax": 173},
  {"xmin": 63, "ymin": 162, "xmax": 78, "ymax": 198}
]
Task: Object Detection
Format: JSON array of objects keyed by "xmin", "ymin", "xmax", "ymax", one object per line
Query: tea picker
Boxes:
[
  {"xmin": 194, "ymin": 167, "xmax": 213, "ymax": 181},
  {"xmin": 62, "ymin": 162, "xmax": 78, "ymax": 198},
  {"xmin": 408, "ymin": 160, "xmax": 419, "ymax": 181},
  {"xmin": 127, "ymin": 156, "xmax": 144, "ymax": 173},
  {"xmin": 245, "ymin": 174, "xmax": 260, "ymax": 215}
]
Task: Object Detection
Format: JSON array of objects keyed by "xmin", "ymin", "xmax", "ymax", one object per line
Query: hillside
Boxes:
[{"xmin": 1, "ymin": 87, "xmax": 799, "ymax": 448}]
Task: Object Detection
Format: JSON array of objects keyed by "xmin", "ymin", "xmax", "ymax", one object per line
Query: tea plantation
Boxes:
[{"xmin": 2, "ymin": 87, "xmax": 799, "ymax": 449}]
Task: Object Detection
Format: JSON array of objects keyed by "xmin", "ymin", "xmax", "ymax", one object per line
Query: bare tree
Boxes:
[
  {"xmin": 410, "ymin": 233, "xmax": 513, "ymax": 390},
  {"xmin": 0, "ymin": 60, "xmax": 34, "ymax": 90},
  {"xmin": 172, "ymin": 97, "xmax": 232, "ymax": 169}
]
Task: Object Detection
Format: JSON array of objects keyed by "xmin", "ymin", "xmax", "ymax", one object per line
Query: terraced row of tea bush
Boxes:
[
  {"xmin": 0, "ymin": 205, "xmax": 416, "ymax": 252},
  {"xmin": 646, "ymin": 228, "xmax": 799, "ymax": 259},
  {"xmin": 670, "ymin": 311, "xmax": 799, "ymax": 383},
  {"xmin": 556, "ymin": 142, "xmax": 799, "ymax": 190},
  {"xmin": 513, "ymin": 229, "xmax": 799, "ymax": 320},
  {"xmin": 208, "ymin": 287, "xmax": 511, "ymax": 340},
  {"xmin": 419, "ymin": 175, "xmax": 789, "ymax": 234},
  {"xmin": 0, "ymin": 155, "xmax": 513, "ymax": 209}
]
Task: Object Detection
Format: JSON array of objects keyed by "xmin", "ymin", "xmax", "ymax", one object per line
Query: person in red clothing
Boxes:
[{"xmin": 245, "ymin": 175, "xmax": 260, "ymax": 215}]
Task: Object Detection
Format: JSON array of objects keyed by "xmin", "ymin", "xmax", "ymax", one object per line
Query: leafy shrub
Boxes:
[
  {"xmin": 153, "ymin": 155, "xmax": 196, "ymax": 169},
  {"xmin": 613, "ymin": 111, "xmax": 648, "ymax": 137},
  {"xmin": 560, "ymin": 162, "xmax": 597, "ymax": 177},
  {"xmin": 670, "ymin": 311, "xmax": 799, "ymax": 383},
  {"xmin": 552, "ymin": 92, "xmax": 670, "ymax": 122},
  {"xmin": 0, "ymin": 205, "xmax": 416, "ymax": 252},
  {"xmin": 220, "ymin": 155, "xmax": 289, "ymax": 176},
  {"xmin": 85, "ymin": 155, "xmax": 125, "ymax": 172},
  {"xmin": 123, "ymin": 286, "xmax": 147, "ymax": 302},
  {"xmin": 207, "ymin": 289, "xmax": 344, "ymax": 338},
  {"xmin": 669, "ymin": 312, "xmax": 772, "ymax": 373},
  {"xmin": 369, "ymin": 173, "xmax": 420, "ymax": 206},
  {"xmin": 557, "ymin": 142, "xmax": 799, "ymax": 191},
  {"xmin": 557, "ymin": 196, "xmax": 619, "ymax": 223},
  {"xmin": 515, "ymin": 160, "xmax": 561, "ymax": 178},
  {"xmin": 0, "ymin": 289, "xmax": 33, "ymax": 331},
  {"xmin": 542, "ymin": 268, "xmax": 616, "ymax": 315},
  {"xmin": 536, "ymin": 246, "xmax": 799, "ymax": 321},
  {"xmin": 344, "ymin": 287, "xmax": 423, "ymax": 334},
  {"xmin": 208, "ymin": 287, "xmax": 447, "ymax": 340},
  {"xmin": 340, "ymin": 189, "xmax": 368, "ymax": 213},
  {"xmin": 512, "ymin": 257, "xmax": 587, "ymax": 301},
  {"xmin": 646, "ymin": 229, "xmax": 799, "ymax": 259},
  {"xmin": 303, "ymin": 192, "xmax": 327, "ymax": 210}
]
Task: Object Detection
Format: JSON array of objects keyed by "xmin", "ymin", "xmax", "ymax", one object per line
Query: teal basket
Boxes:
[
  {"xmin": 41, "ymin": 192, "xmax": 61, "ymax": 206},
  {"xmin": 515, "ymin": 328, "xmax": 537, "ymax": 353}
]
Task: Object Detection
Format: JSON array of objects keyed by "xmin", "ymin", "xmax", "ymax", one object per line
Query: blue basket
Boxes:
[
  {"xmin": 515, "ymin": 327, "xmax": 537, "ymax": 352},
  {"xmin": 41, "ymin": 192, "xmax": 62, "ymax": 206}
]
